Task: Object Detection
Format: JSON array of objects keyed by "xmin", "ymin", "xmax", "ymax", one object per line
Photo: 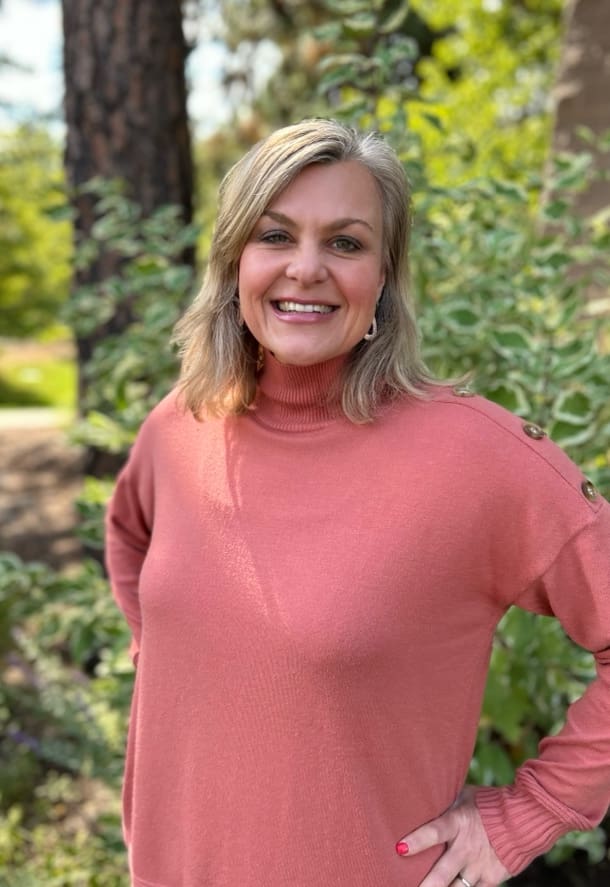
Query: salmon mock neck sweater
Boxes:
[{"xmin": 106, "ymin": 353, "xmax": 610, "ymax": 887}]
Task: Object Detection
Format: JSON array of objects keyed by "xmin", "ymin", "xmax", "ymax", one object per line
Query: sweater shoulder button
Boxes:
[
  {"xmin": 581, "ymin": 479, "xmax": 599, "ymax": 502},
  {"xmin": 453, "ymin": 385, "xmax": 475, "ymax": 398},
  {"xmin": 522, "ymin": 422, "xmax": 546, "ymax": 440}
]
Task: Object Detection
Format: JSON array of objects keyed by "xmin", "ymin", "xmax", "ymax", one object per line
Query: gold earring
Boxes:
[{"xmin": 256, "ymin": 342, "xmax": 265, "ymax": 371}]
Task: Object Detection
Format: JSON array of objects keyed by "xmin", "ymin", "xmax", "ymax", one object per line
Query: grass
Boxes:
[{"xmin": 0, "ymin": 342, "xmax": 77, "ymax": 409}]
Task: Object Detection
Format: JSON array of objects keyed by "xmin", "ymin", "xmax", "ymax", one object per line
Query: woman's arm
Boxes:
[
  {"xmin": 105, "ymin": 422, "xmax": 156, "ymax": 665},
  {"xmin": 398, "ymin": 503, "xmax": 610, "ymax": 886},
  {"xmin": 475, "ymin": 505, "xmax": 610, "ymax": 871}
]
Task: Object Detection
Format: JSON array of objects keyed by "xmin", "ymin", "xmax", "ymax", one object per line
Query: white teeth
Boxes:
[{"xmin": 276, "ymin": 301, "xmax": 334, "ymax": 314}]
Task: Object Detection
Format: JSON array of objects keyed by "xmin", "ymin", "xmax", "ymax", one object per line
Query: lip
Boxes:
[{"xmin": 269, "ymin": 300, "xmax": 339, "ymax": 322}]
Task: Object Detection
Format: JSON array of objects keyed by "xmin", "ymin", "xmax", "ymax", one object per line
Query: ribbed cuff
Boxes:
[{"xmin": 474, "ymin": 784, "xmax": 592, "ymax": 875}]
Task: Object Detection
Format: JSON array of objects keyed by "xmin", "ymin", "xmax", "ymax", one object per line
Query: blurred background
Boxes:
[{"xmin": 0, "ymin": 0, "xmax": 609, "ymax": 883}]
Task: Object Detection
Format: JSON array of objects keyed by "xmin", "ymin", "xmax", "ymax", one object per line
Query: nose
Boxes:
[{"xmin": 285, "ymin": 242, "xmax": 328, "ymax": 286}]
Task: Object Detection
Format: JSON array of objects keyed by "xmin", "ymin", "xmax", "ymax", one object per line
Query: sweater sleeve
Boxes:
[
  {"xmin": 475, "ymin": 501, "xmax": 610, "ymax": 875},
  {"xmin": 105, "ymin": 418, "xmax": 156, "ymax": 665}
]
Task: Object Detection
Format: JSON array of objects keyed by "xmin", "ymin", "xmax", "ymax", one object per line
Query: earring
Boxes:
[
  {"xmin": 363, "ymin": 316, "xmax": 378, "ymax": 341},
  {"xmin": 256, "ymin": 342, "xmax": 265, "ymax": 371}
]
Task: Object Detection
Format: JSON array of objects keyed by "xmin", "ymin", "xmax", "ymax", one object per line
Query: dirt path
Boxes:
[{"xmin": 0, "ymin": 413, "xmax": 85, "ymax": 570}]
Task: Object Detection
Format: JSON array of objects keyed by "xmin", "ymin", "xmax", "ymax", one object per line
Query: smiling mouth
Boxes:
[{"xmin": 274, "ymin": 301, "xmax": 337, "ymax": 314}]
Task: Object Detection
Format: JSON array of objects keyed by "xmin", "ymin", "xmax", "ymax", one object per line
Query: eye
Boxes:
[
  {"xmin": 259, "ymin": 229, "xmax": 291, "ymax": 244},
  {"xmin": 331, "ymin": 236, "xmax": 361, "ymax": 252}
]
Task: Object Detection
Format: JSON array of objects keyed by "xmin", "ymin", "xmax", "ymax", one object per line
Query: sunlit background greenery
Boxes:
[{"xmin": 0, "ymin": 0, "xmax": 567, "ymax": 409}]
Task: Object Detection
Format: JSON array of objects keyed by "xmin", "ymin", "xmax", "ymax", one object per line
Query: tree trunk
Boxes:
[
  {"xmin": 551, "ymin": 0, "xmax": 610, "ymax": 316},
  {"xmin": 62, "ymin": 0, "xmax": 193, "ymax": 223},
  {"xmin": 552, "ymin": 0, "xmax": 610, "ymax": 205},
  {"xmin": 61, "ymin": 0, "xmax": 194, "ymax": 473}
]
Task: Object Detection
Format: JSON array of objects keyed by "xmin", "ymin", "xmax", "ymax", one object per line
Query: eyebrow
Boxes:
[{"xmin": 262, "ymin": 209, "xmax": 375, "ymax": 232}]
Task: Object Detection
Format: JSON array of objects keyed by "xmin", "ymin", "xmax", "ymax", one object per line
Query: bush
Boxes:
[{"xmin": 0, "ymin": 553, "xmax": 132, "ymax": 883}]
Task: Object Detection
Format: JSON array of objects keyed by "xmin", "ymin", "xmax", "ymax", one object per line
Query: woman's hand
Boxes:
[{"xmin": 396, "ymin": 786, "xmax": 511, "ymax": 887}]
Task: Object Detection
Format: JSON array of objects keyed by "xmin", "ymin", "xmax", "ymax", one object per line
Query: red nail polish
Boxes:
[{"xmin": 396, "ymin": 841, "xmax": 409, "ymax": 856}]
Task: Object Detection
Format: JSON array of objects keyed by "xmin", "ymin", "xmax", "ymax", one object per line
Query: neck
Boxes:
[{"xmin": 252, "ymin": 351, "xmax": 346, "ymax": 431}]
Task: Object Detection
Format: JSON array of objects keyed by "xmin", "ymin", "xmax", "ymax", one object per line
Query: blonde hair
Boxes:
[{"xmin": 173, "ymin": 117, "xmax": 438, "ymax": 422}]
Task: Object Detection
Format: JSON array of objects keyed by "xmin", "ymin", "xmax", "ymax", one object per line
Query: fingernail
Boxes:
[{"xmin": 395, "ymin": 841, "xmax": 409, "ymax": 856}]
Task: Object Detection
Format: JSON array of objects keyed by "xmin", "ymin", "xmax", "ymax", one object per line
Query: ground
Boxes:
[
  {"xmin": 0, "ymin": 414, "xmax": 84, "ymax": 569},
  {"xmin": 0, "ymin": 337, "xmax": 83, "ymax": 569}
]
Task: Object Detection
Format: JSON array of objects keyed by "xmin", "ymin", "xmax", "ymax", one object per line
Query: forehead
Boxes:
[{"xmin": 267, "ymin": 160, "xmax": 383, "ymax": 227}]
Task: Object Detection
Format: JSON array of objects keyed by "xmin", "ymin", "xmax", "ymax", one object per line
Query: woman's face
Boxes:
[{"xmin": 238, "ymin": 160, "xmax": 386, "ymax": 366}]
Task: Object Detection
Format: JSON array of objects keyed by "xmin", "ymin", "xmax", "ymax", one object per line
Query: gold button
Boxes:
[
  {"xmin": 581, "ymin": 480, "xmax": 598, "ymax": 502},
  {"xmin": 523, "ymin": 422, "xmax": 546, "ymax": 440},
  {"xmin": 453, "ymin": 385, "xmax": 475, "ymax": 397}
]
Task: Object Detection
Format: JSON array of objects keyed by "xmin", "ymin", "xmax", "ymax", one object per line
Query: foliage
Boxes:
[
  {"xmin": 188, "ymin": 130, "xmax": 248, "ymax": 302},
  {"xmin": 62, "ymin": 178, "xmax": 201, "ymax": 451},
  {"xmin": 212, "ymin": 0, "xmax": 563, "ymax": 187},
  {"xmin": 0, "ymin": 349, "xmax": 76, "ymax": 408},
  {"xmin": 212, "ymin": 0, "xmax": 328, "ymax": 130},
  {"xmin": 0, "ymin": 553, "xmax": 131, "ymax": 883},
  {"xmin": 0, "ymin": 125, "xmax": 71, "ymax": 337},
  {"xmin": 473, "ymin": 608, "xmax": 608, "ymax": 869},
  {"xmin": 408, "ymin": 0, "xmax": 564, "ymax": 185},
  {"xmin": 0, "ymin": 802, "xmax": 126, "ymax": 887},
  {"xmin": 413, "ymin": 151, "xmax": 610, "ymax": 495}
]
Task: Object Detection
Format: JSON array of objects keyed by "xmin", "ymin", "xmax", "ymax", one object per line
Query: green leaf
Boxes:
[
  {"xmin": 317, "ymin": 53, "xmax": 366, "ymax": 74},
  {"xmin": 541, "ymin": 199, "xmax": 570, "ymax": 220},
  {"xmin": 420, "ymin": 112, "xmax": 445, "ymax": 134},
  {"xmin": 470, "ymin": 742, "xmax": 515, "ymax": 786},
  {"xmin": 557, "ymin": 296, "xmax": 581, "ymax": 327},
  {"xmin": 443, "ymin": 301, "xmax": 481, "ymax": 332},
  {"xmin": 486, "ymin": 382, "xmax": 531, "ymax": 416},
  {"xmin": 323, "ymin": 0, "xmax": 371, "ymax": 12},
  {"xmin": 490, "ymin": 326, "xmax": 534, "ymax": 357},
  {"xmin": 548, "ymin": 251, "xmax": 572, "ymax": 270},
  {"xmin": 43, "ymin": 203, "xmax": 75, "ymax": 222},
  {"xmin": 334, "ymin": 97, "xmax": 371, "ymax": 119},
  {"xmin": 382, "ymin": 35, "xmax": 419, "ymax": 63},
  {"xmin": 70, "ymin": 411, "xmax": 136, "ymax": 453},
  {"xmin": 552, "ymin": 390, "xmax": 594, "ymax": 425},
  {"xmin": 554, "ymin": 153, "xmax": 593, "ymax": 190},
  {"xmin": 312, "ymin": 22, "xmax": 342, "ymax": 41},
  {"xmin": 531, "ymin": 246, "xmax": 573, "ymax": 271},
  {"xmin": 379, "ymin": 3, "xmax": 410, "ymax": 35},
  {"xmin": 342, "ymin": 12, "xmax": 377, "ymax": 39},
  {"xmin": 491, "ymin": 181, "xmax": 527, "ymax": 202},
  {"xmin": 553, "ymin": 341, "xmax": 594, "ymax": 378},
  {"xmin": 548, "ymin": 420, "xmax": 594, "ymax": 448}
]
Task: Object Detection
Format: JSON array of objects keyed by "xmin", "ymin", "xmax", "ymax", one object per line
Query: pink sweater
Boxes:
[{"xmin": 106, "ymin": 354, "xmax": 610, "ymax": 887}]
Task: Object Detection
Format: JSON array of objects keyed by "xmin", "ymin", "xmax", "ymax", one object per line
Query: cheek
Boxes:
[
  {"xmin": 238, "ymin": 252, "xmax": 273, "ymax": 301},
  {"xmin": 349, "ymin": 269, "xmax": 383, "ymax": 312}
]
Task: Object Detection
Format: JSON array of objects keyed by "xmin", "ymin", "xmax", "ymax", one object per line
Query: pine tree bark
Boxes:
[
  {"xmin": 550, "ymin": 0, "xmax": 610, "ymax": 316},
  {"xmin": 553, "ymin": 0, "xmax": 610, "ymax": 181},
  {"xmin": 62, "ymin": 0, "xmax": 193, "ymax": 223},
  {"xmin": 62, "ymin": 0, "xmax": 193, "ymax": 386},
  {"xmin": 61, "ymin": 0, "xmax": 194, "ymax": 473},
  {"xmin": 552, "ymin": 0, "xmax": 610, "ymax": 219}
]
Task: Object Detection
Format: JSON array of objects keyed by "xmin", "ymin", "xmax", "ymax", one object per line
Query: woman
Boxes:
[{"xmin": 106, "ymin": 118, "xmax": 610, "ymax": 887}]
